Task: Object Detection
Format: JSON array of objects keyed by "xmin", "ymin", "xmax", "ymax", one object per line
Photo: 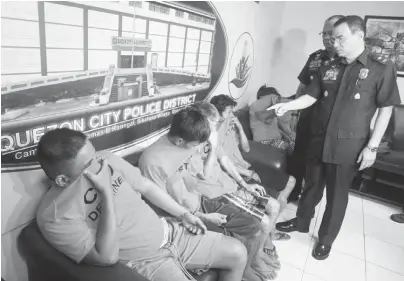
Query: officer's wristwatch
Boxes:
[{"xmin": 366, "ymin": 146, "xmax": 378, "ymax": 153}]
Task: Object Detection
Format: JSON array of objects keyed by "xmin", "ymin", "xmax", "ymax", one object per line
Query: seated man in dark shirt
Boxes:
[{"xmin": 249, "ymin": 87, "xmax": 298, "ymax": 155}]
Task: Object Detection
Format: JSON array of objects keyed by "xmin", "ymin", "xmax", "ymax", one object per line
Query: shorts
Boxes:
[
  {"xmin": 233, "ymin": 188, "xmax": 272, "ymax": 210},
  {"xmin": 125, "ymin": 221, "xmax": 223, "ymax": 281},
  {"xmin": 200, "ymin": 195, "xmax": 264, "ymax": 238},
  {"xmin": 261, "ymin": 139, "xmax": 295, "ymax": 155},
  {"xmin": 247, "ymin": 163, "xmax": 290, "ymax": 198},
  {"xmin": 200, "ymin": 196, "xmax": 266, "ymax": 281}
]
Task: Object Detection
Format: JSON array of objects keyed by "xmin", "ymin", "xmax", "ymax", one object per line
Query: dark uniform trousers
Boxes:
[
  {"xmin": 296, "ymin": 158, "xmax": 357, "ymax": 245},
  {"xmin": 289, "ymin": 108, "xmax": 313, "ymax": 194}
]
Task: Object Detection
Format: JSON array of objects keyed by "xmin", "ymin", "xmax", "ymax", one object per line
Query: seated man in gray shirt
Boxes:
[{"xmin": 36, "ymin": 128, "xmax": 247, "ymax": 281}]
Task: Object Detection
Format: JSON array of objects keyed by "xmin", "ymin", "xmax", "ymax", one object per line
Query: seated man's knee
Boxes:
[
  {"xmin": 228, "ymin": 238, "xmax": 248, "ymax": 268},
  {"xmin": 288, "ymin": 176, "xmax": 296, "ymax": 188},
  {"xmin": 260, "ymin": 215, "xmax": 271, "ymax": 234},
  {"xmin": 251, "ymin": 217, "xmax": 263, "ymax": 236},
  {"xmin": 212, "ymin": 236, "xmax": 247, "ymax": 271},
  {"xmin": 266, "ymin": 198, "xmax": 280, "ymax": 216},
  {"xmin": 278, "ymin": 176, "xmax": 296, "ymax": 200}
]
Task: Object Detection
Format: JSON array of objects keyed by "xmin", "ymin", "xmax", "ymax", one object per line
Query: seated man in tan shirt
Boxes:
[{"xmin": 139, "ymin": 108, "xmax": 281, "ymax": 280}]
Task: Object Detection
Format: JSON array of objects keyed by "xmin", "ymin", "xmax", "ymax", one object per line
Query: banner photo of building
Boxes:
[{"xmin": 1, "ymin": 1, "xmax": 227, "ymax": 172}]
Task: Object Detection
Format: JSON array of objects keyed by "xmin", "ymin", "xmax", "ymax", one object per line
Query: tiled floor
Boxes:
[{"xmin": 274, "ymin": 193, "xmax": 404, "ymax": 281}]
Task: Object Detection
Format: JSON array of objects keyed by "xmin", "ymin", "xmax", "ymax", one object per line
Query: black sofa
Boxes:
[
  {"xmin": 373, "ymin": 104, "xmax": 404, "ymax": 176},
  {"xmin": 19, "ymin": 222, "xmax": 150, "ymax": 281},
  {"xmin": 355, "ymin": 104, "xmax": 404, "ymax": 203},
  {"xmin": 234, "ymin": 106, "xmax": 289, "ymax": 172},
  {"xmin": 18, "ymin": 108, "xmax": 288, "ymax": 281}
]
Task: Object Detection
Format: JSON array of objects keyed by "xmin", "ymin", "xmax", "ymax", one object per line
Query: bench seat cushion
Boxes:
[
  {"xmin": 19, "ymin": 222, "xmax": 218, "ymax": 281},
  {"xmin": 374, "ymin": 151, "xmax": 404, "ymax": 177},
  {"xmin": 242, "ymin": 140, "xmax": 288, "ymax": 172}
]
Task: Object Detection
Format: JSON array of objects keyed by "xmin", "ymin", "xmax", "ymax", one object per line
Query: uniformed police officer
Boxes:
[
  {"xmin": 269, "ymin": 16, "xmax": 401, "ymax": 260},
  {"xmin": 289, "ymin": 15, "xmax": 344, "ymax": 202}
]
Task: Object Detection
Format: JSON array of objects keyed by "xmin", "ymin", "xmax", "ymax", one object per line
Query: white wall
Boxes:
[
  {"xmin": 209, "ymin": 1, "xmax": 286, "ymax": 108},
  {"xmin": 268, "ymin": 1, "xmax": 404, "ymax": 102}
]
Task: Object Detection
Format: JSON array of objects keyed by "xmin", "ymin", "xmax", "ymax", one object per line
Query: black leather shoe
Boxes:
[
  {"xmin": 312, "ymin": 243, "xmax": 331, "ymax": 260},
  {"xmin": 276, "ymin": 218, "xmax": 309, "ymax": 233}
]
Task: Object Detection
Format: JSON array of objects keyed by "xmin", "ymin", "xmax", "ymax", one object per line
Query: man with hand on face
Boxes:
[
  {"xmin": 211, "ymin": 94, "xmax": 296, "ymax": 242},
  {"xmin": 271, "ymin": 16, "xmax": 401, "ymax": 260},
  {"xmin": 289, "ymin": 15, "xmax": 344, "ymax": 202},
  {"xmin": 36, "ymin": 128, "xmax": 248, "ymax": 281}
]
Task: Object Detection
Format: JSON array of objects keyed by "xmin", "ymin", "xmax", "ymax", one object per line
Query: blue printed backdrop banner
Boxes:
[{"xmin": 1, "ymin": 1, "xmax": 227, "ymax": 172}]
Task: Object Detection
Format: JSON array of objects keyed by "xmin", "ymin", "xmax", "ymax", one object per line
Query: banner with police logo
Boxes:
[{"xmin": 1, "ymin": 1, "xmax": 227, "ymax": 173}]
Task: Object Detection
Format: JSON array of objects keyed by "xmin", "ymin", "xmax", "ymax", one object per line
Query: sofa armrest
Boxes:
[
  {"xmin": 391, "ymin": 105, "xmax": 404, "ymax": 151},
  {"xmin": 242, "ymin": 141, "xmax": 288, "ymax": 173},
  {"xmin": 19, "ymin": 222, "xmax": 150, "ymax": 281}
]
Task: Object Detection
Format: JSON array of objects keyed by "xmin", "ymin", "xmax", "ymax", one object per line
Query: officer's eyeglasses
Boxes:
[
  {"xmin": 330, "ymin": 35, "xmax": 347, "ymax": 45},
  {"xmin": 319, "ymin": 31, "xmax": 333, "ymax": 37}
]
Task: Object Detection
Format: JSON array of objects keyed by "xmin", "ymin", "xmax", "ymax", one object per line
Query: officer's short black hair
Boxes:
[
  {"xmin": 257, "ymin": 86, "xmax": 281, "ymax": 100},
  {"xmin": 37, "ymin": 128, "xmax": 88, "ymax": 180},
  {"xmin": 210, "ymin": 95, "xmax": 237, "ymax": 115},
  {"xmin": 168, "ymin": 107, "xmax": 210, "ymax": 143},
  {"xmin": 334, "ymin": 15, "xmax": 366, "ymax": 37},
  {"xmin": 326, "ymin": 15, "xmax": 344, "ymax": 23}
]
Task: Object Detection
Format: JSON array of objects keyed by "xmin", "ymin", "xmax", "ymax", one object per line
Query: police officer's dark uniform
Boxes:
[
  {"xmin": 278, "ymin": 49, "xmax": 401, "ymax": 254},
  {"xmin": 290, "ymin": 49, "xmax": 335, "ymax": 199}
]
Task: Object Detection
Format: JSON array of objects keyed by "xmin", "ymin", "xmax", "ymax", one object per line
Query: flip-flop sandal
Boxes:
[
  {"xmin": 265, "ymin": 270, "xmax": 278, "ymax": 280},
  {"xmin": 262, "ymin": 248, "xmax": 281, "ymax": 270},
  {"xmin": 261, "ymin": 256, "xmax": 281, "ymax": 271},
  {"xmin": 390, "ymin": 213, "xmax": 404, "ymax": 223},
  {"xmin": 271, "ymin": 231, "xmax": 291, "ymax": 241},
  {"xmin": 250, "ymin": 265, "xmax": 278, "ymax": 281},
  {"xmin": 264, "ymin": 246, "xmax": 279, "ymax": 259}
]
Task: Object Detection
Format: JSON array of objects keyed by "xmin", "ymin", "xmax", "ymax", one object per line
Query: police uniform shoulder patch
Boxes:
[
  {"xmin": 368, "ymin": 52, "xmax": 391, "ymax": 66},
  {"xmin": 310, "ymin": 49, "xmax": 323, "ymax": 58},
  {"xmin": 308, "ymin": 49, "xmax": 324, "ymax": 70}
]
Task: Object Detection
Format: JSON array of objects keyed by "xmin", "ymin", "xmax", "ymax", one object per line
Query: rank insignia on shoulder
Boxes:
[
  {"xmin": 312, "ymin": 49, "xmax": 322, "ymax": 55},
  {"xmin": 310, "ymin": 50, "xmax": 323, "ymax": 59},
  {"xmin": 309, "ymin": 59, "xmax": 321, "ymax": 69}
]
